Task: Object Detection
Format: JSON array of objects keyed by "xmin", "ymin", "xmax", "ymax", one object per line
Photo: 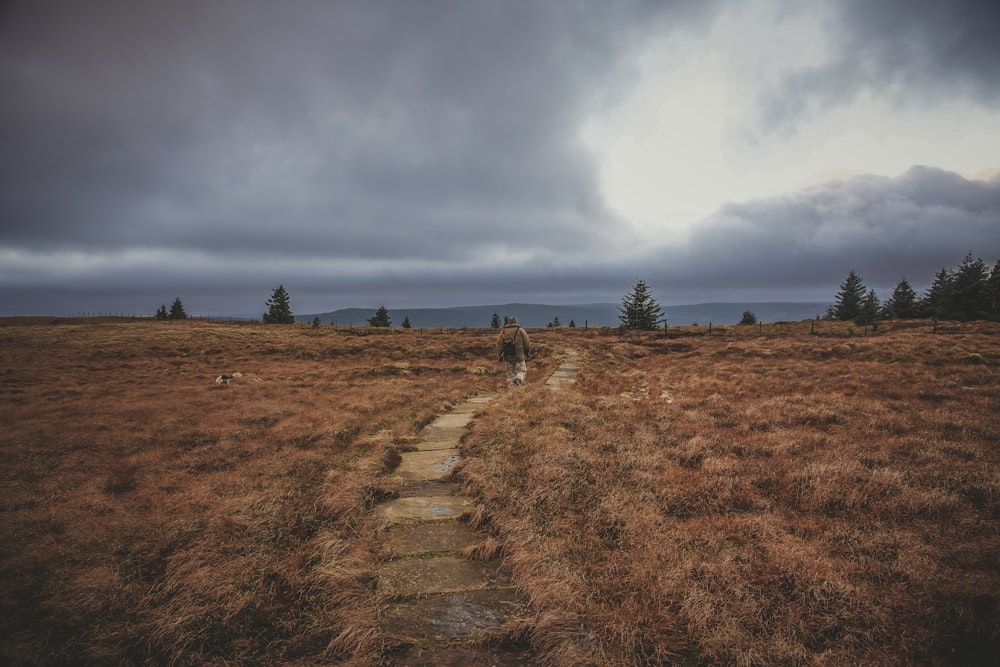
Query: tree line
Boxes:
[
  {"xmin": 828, "ymin": 252, "xmax": 1000, "ymax": 324},
  {"xmin": 156, "ymin": 252, "xmax": 998, "ymax": 329}
]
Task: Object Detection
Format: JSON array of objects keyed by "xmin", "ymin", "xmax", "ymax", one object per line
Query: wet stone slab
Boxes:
[
  {"xmin": 379, "ymin": 558, "xmax": 511, "ymax": 597},
  {"xmin": 385, "ymin": 643, "xmax": 533, "ymax": 667},
  {"xmin": 378, "ymin": 496, "xmax": 475, "ymax": 523},
  {"xmin": 393, "ymin": 480, "xmax": 459, "ymax": 499},
  {"xmin": 412, "ymin": 438, "xmax": 461, "ymax": 452},
  {"xmin": 394, "ymin": 449, "xmax": 462, "ymax": 481},
  {"xmin": 385, "ymin": 522, "xmax": 483, "ymax": 556},
  {"xmin": 381, "ymin": 589, "xmax": 532, "ymax": 642},
  {"xmin": 545, "ymin": 350, "xmax": 581, "ymax": 390},
  {"xmin": 444, "ymin": 393, "xmax": 496, "ymax": 413}
]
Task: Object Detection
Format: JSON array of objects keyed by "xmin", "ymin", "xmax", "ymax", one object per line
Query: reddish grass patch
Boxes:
[
  {"xmin": 3, "ymin": 318, "xmax": 998, "ymax": 665},
  {"xmin": 0, "ymin": 319, "xmax": 523, "ymax": 664},
  {"xmin": 462, "ymin": 322, "xmax": 1000, "ymax": 665}
]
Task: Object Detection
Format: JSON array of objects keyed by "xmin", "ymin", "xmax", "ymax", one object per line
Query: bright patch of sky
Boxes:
[{"xmin": 582, "ymin": 0, "xmax": 1000, "ymax": 245}]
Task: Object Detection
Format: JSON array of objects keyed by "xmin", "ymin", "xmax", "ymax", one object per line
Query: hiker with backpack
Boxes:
[{"xmin": 496, "ymin": 316, "xmax": 531, "ymax": 388}]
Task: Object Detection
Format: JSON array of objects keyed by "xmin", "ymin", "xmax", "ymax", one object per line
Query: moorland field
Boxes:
[{"xmin": 1, "ymin": 317, "xmax": 997, "ymax": 665}]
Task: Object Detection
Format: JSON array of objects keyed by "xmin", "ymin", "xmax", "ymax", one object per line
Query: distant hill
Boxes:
[{"xmin": 300, "ymin": 302, "xmax": 829, "ymax": 328}]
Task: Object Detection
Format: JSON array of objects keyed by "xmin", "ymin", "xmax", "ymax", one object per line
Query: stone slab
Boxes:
[
  {"xmin": 380, "ymin": 589, "xmax": 532, "ymax": 642},
  {"xmin": 545, "ymin": 352, "xmax": 581, "ymax": 390},
  {"xmin": 417, "ymin": 425, "xmax": 466, "ymax": 442},
  {"xmin": 378, "ymin": 496, "xmax": 475, "ymax": 522},
  {"xmin": 394, "ymin": 480, "xmax": 459, "ymax": 498},
  {"xmin": 447, "ymin": 397, "xmax": 496, "ymax": 415},
  {"xmin": 385, "ymin": 643, "xmax": 533, "ymax": 667},
  {"xmin": 412, "ymin": 438, "xmax": 460, "ymax": 452},
  {"xmin": 385, "ymin": 522, "xmax": 483, "ymax": 556},
  {"xmin": 394, "ymin": 449, "xmax": 462, "ymax": 481},
  {"xmin": 379, "ymin": 558, "xmax": 510, "ymax": 597}
]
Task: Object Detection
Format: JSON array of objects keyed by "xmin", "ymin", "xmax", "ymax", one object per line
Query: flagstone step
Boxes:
[
  {"xmin": 393, "ymin": 480, "xmax": 459, "ymax": 499},
  {"xmin": 546, "ymin": 348, "xmax": 581, "ymax": 390},
  {"xmin": 393, "ymin": 449, "xmax": 462, "ymax": 481},
  {"xmin": 411, "ymin": 438, "xmax": 461, "ymax": 452},
  {"xmin": 378, "ymin": 495, "xmax": 475, "ymax": 522},
  {"xmin": 379, "ymin": 558, "xmax": 511, "ymax": 597},
  {"xmin": 385, "ymin": 522, "xmax": 483, "ymax": 557},
  {"xmin": 380, "ymin": 589, "xmax": 532, "ymax": 643},
  {"xmin": 384, "ymin": 643, "xmax": 534, "ymax": 667}
]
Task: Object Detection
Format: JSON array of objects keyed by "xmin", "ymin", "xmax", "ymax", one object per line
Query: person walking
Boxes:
[{"xmin": 496, "ymin": 316, "xmax": 531, "ymax": 388}]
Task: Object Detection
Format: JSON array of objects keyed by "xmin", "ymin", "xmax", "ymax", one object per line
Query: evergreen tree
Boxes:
[
  {"xmin": 739, "ymin": 310, "xmax": 758, "ymax": 325},
  {"xmin": 568, "ymin": 320, "xmax": 577, "ymax": 328},
  {"xmin": 883, "ymin": 278, "xmax": 918, "ymax": 319},
  {"xmin": 987, "ymin": 260, "xmax": 1000, "ymax": 321},
  {"xmin": 858, "ymin": 289, "xmax": 881, "ymax": 326},
  {"xmin": 547, "ymin": 316, "xmax": 561, "ymax": 328},
  {"xmin": 155, "ymin": 304, "xmax": 168, "ymax": 320},
  {"xmin": 951, "ymin": 252, "xmax": 990, "ymax": 321},
  {"xmin": 490, "ymin": 311, "xmax": 502, "ymax": 328},
  {"xmin": 263, "ymin": 285, "xmax": 294, "ymax": 324},
  {"xmin": 827, "ymin": 270, "xmax": 866, "ymax": 321},
  {"xmin": 169, "ymin": 297, "xmax": 187, "ymax": 320},
  {"xmin": 920, "ymin": 267, "xmax": 956, "ymax": 319},
  {"xmin": 312, "ymin": 317, "xmax": 321, "ymax": 329},
  {"xmin": 368, "ymin": 305, "xmax": 391, "ymax": 327},
  {"xmin": 402, "ymin": 315, "xmax": 412, "ymax": 329},
  {"xmin": 619, "ymin": 278, "xmax": 665, "ymax": 331}
]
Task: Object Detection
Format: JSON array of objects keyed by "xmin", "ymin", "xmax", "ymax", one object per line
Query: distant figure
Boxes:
[{"xmin": 496, "ymin": 316, "xmax": 531, "ymax": 388}]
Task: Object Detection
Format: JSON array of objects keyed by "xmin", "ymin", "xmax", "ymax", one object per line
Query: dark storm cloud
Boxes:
[
  {"xmin": 756, "ymin": 0, "xmax": 1000, "ymax": 133},
  {"xmin": 654, "ymin": 167, "xmax": 1000, "ymax": 296},
  {"xmin": 1, "ymin": 0, "xmax": 997, "ymax": 316},
  {"xmin": 0, "ymin": 0, "xmax": 713, "ymax": 261}
]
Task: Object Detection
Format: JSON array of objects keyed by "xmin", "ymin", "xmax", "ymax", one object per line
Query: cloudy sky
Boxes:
[{"xmin": 2, "ymin": 0, "xmax": 998, "ymax": 316}]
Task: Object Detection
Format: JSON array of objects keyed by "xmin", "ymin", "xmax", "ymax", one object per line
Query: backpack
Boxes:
[{"xmin": 501, "ymin": 328, "xmax": 519, "ymax": 357}]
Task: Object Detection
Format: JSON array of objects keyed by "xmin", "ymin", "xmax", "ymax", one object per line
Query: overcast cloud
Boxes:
[{"xmin": 1, "ymin": 0, "xmax": 998, "ymax": 316}]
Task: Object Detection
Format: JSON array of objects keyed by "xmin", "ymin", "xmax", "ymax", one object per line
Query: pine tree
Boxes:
[
  {"xmin": 827, "ymin": 270, "xmax": 866, "ymax": 321},
  {"xmin": 951, "ymin": 252, "xmax": 990, "ymax": 321},
  {"xmin": 987, "ymin": 260, "xmax": 1000, "ymax": 321},
  {"xmin": 402, "ymin": 315, "xmax": 412, "ymax": 329},
  {"xmin": 368, "ymin": 305, "xmax": 391, "ymax": 327},
  {"xmin": 155, "ymin": 304, "xmax": 168, "ymax": 320},
  {"xmin": 883, "ymin": 278, "xmax": 918, "ymax": 319},
  {"xmin": 740, "ymin": 310, "xmax": 758, "ymax": 325},
  {"xmin": 490, "ymin": 311, "xmax": 502, "ymax": 328},
  {"xmin": 920, "ymin": 267, "xmax": 956, "ymax": 319},
  {"xmin": 858, "ymin": 289, "xmax": 881, "ymax": 326},
  {"xmin": 619, "ymin": 278, "xmax": 665, "ymax": 331},
  {"xmin": 169, "ymin": 297, "xmax": 187, "ymax": 320},
  {"xmin": 263, "ymin": 285, "xmax": 294, "ymax": 324}
]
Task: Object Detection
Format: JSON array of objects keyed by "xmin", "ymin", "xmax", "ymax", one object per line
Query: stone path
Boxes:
[
  {"xmin": 375, "ymin": 349, "xmax": 580, "ymax": 665},
  {"xmin": 544, "ymin": 347, "xmax": 580, "ymax": 391}
]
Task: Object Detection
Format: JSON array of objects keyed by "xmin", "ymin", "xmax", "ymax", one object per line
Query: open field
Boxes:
[{"xmin": 2, "ymin": 318, "xmax": 998, "ymax": 665}]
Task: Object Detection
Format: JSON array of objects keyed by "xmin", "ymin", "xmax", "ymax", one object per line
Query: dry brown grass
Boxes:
[
  {"xmin": 461, "ymin": 322, "xmax": 1000, "ymax": 666},
  {"xmin": 0, "ymin": 318, "xmax": 529, "ymax": 665},
  {"xmin": 3, "ymin": 318, "xmax": 998, "ymax": 665}
]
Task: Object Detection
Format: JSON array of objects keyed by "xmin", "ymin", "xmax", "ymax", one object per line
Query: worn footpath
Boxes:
[{"xmin": 375, "ymin": 349, "xmax": 580, "ymax": 665}]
